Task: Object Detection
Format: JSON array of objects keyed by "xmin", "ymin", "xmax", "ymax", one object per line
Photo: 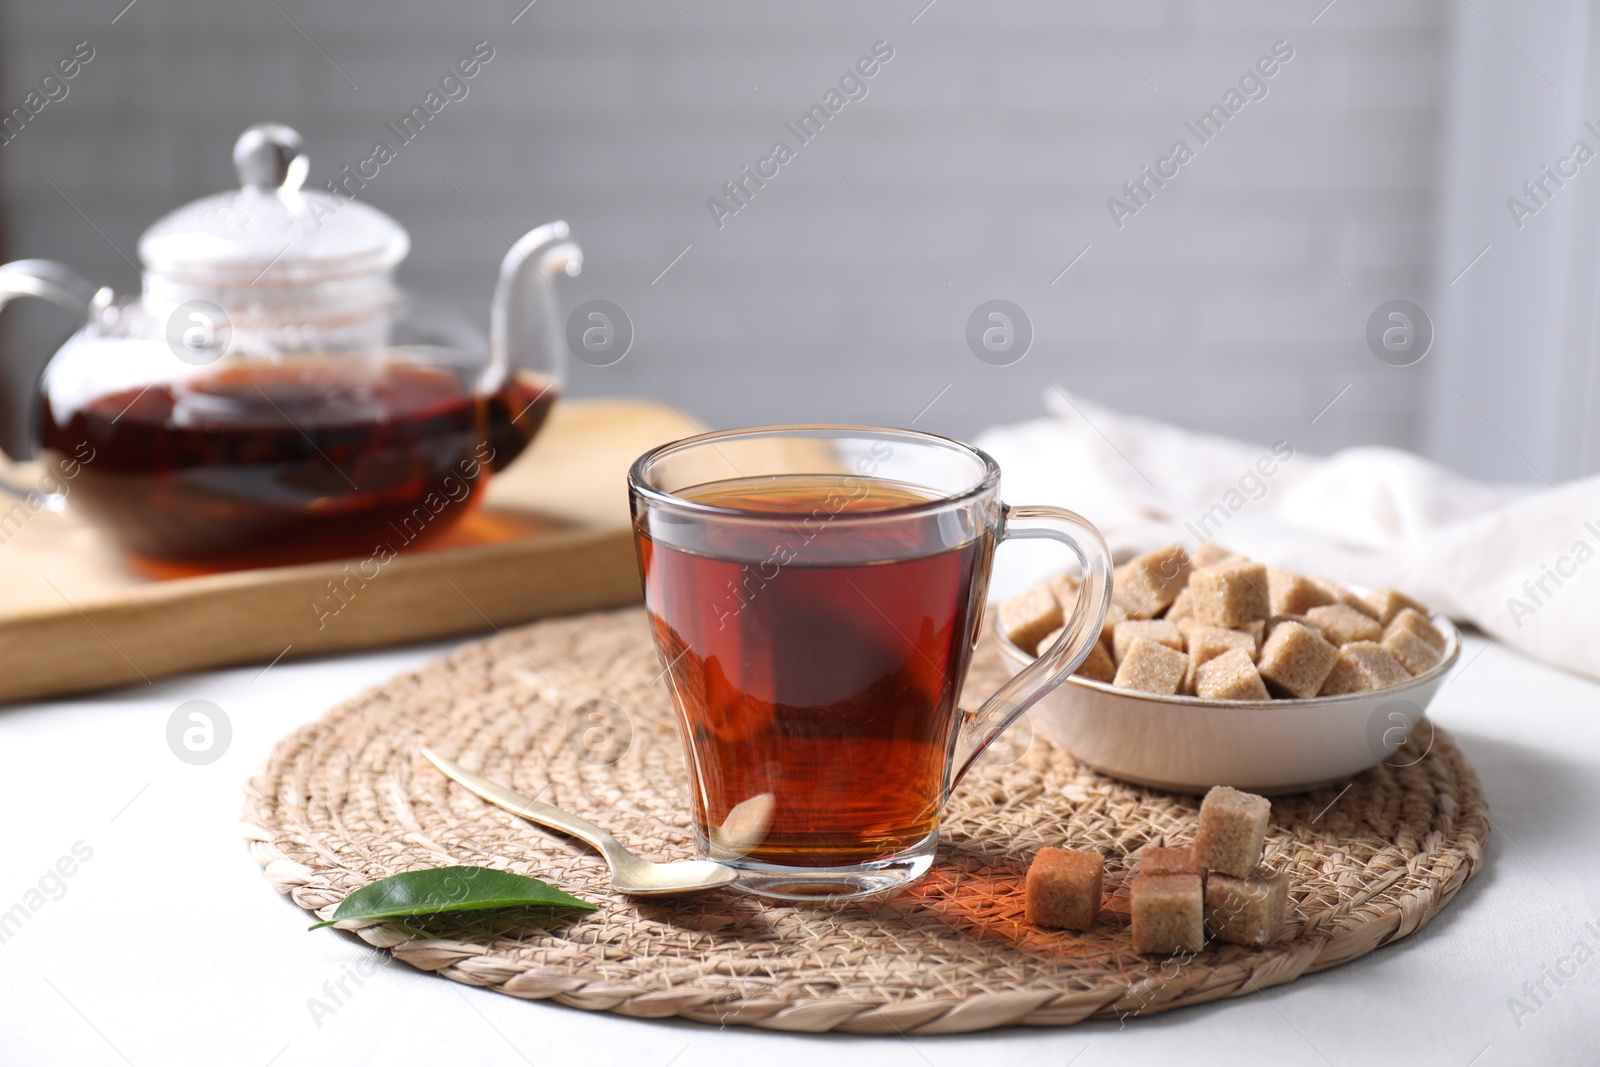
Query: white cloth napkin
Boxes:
[{"xmin": 975, "ymin": 389, "xmax": 1600, "ymax": 682}]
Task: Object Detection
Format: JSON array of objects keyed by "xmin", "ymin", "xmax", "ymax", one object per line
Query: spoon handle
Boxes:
[{"xmin": 420, "ymin": 748, "xmax": 627, "ymax": 864}]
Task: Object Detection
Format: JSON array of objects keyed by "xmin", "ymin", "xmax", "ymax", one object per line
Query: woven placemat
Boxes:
[{"xmin": 243, "ymin": 607, "xmax": 1488, "ymax": 1034}]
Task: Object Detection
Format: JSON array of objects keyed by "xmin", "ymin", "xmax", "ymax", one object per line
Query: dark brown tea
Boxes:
[
  {"xmin": 38, "ymin": 355, "xmax": 556, "ymax": 565},
  {"xmin": 635, "ymin": 475, "xmax": 993, "ymax": 868}
]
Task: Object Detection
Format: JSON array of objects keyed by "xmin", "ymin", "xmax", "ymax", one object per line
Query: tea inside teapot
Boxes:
[{"xmin": 38, "ymin": 354, "xmax": 556, "ymax": 564}]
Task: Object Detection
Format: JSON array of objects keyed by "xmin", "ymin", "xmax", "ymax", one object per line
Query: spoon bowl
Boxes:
[{"xmin": 610, "ymin": 857, "xmax": 741, "ymax": 897}]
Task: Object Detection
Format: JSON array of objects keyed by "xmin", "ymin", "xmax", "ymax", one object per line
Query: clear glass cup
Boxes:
[{"xmin": 629, "ymin": 425, "xmax": 1112, "ymax": 901}]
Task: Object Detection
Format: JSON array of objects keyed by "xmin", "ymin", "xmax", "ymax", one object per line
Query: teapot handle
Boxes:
[
  {"xmin": 0, "ymin": 260, "xmax": 104, "ymax": 491},
  {"xmin": 489, "ymin": 221, "xmax": 581, "ymax": 387}
]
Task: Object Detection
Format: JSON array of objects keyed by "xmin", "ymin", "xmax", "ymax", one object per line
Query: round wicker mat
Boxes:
[{"xmin": 243, "ymin": 607, "xmax": 1488, "ymax": 1034}]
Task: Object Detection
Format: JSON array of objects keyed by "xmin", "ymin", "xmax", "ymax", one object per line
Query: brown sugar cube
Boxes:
[
  {"xmin": 1036, "ymin": 625, "xmax": 1066, "ymax": 657},
  {"xmin": 1387, "ymin": 607, "xmax": 1445, "ymax": 651},
  {"xmin": 1075, "ymin": 638, "xmax": 1117, "ymax": 683},
  {"xmin": 1184, "ymin": 624, "xmax": 1256, "ymax": 657},
  {"xmin": 1205, "ymin": 867, "xmax": 1288, "ymax": 946},
  {"xmin": 1236, "ymin": 618, "xmax": 1267, "ymax": 653},
  {"xmin": 1177, "ymin": 614, "xmax": 1256, "ymax": 645},
  {"xmin": 1113, "ymin": 638, "xmax": 1189, "ymax": 695},
  {"xmin": 1183, "ymin": 626, "xmax": 1257, "ymax": 692},
  {"xmin": 1188, "ymin": 559, "xmax": 1271, "ymax": 629},
  {"xmin": 1113, "ymin": 619, "xmax": 1185, "ymax": 664},
  {"xmin": 1195, "ymin": 648, "xmax": 1271, "ymax": 702},
  {"xmin": 1025, "ymin": 847, "xmax": 1104, "ymax": 931},
  {"xmin": 1256, "ymin": 621, "xmax": 1339, "ymax": 699},
  {"xmin": 1099, "ymin": 600, "xmax": 1129, "ymax": 648},
  {"xmin": 1319, "ymin": 641, "xmax": 1413, "ymax": 695},
  {"xmin": 1000, "ymin": 585, "xmax": 1064, "ymax": 655},
  {"xmin": 1041, "ymin": 622, "xmax": 1109, "ymax": 682},
  {"xmin": 1164, "ymin": 586, "xmax": 1197, "ymax": 623},
  {"xmin": 1266, "ymin": 567, "xmax": 1336, "ymax": 617},
  {"xmin": 1363, "ymin": 587, "xmax": 1430, "ymax": 627},
  {"xmin": 1194, "ymin": 785, "xmax": 1272, "ymax": 878},
  {"xmin": 1384, "ymin": 627, "xmax": 1444, "ymax": 676},
  {"xmin": 1309, "ymin": 577, "xmax": 1380, "ymax": 619},
  {"xmin": 1306, "ymin": 603, "xmax": 1384, "ymax": 646},
  {"xmin": 1130, "ymin": 873, "xmax": 1205, "ymax": 954},
  {"xmin": 1189, "ymin": 541, "xmax": 1237, "ymax": 569},
  {"xmin": 1139, "ymin": 845, "xmax": 1205, "ymax": 878},
  {"xmin": 1266, "ymin": 614, "xmax": 1321, "ymax": 641},
  {"xmin": 1048, "ymin": 572, "xmax": 1082, "ymax": 614},
  {"xmin": 1114, "ymin": 544, "xmax": 1192, "ymax": 618}
]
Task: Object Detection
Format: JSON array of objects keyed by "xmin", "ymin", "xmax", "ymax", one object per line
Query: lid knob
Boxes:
[{"xmin": 233, "ymin": 123, "xmax": 308, "ymax": 193}]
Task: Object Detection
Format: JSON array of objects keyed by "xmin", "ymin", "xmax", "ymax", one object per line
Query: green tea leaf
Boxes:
[{"xmin": 310, "ymin": 865, "xmax": 596, "ymax": 930}]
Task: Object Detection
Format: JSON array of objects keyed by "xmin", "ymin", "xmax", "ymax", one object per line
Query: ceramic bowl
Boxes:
[{"xmin": 996, "ymin": 608, "xmax": 1461, "ymax": 795}]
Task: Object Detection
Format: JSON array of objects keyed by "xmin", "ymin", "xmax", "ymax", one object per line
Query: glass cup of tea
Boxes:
[{"xmin": 629, "ymin": 425, "xmax": 1113, "ymax": 901}]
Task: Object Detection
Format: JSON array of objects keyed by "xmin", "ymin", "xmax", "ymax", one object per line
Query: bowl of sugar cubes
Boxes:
[{"xmin": 996, "ymin": 542, "xmax": 1460, "ymax": 794}]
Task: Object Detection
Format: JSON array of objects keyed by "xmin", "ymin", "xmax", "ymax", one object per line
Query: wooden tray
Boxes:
[{"xmin": 0, "ymin": 399, "xmax": 698, "ymax": 704}]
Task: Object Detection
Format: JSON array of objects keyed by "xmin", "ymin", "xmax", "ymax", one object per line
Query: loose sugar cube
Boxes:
[
  {"xmin": 1183, "ymin": 626, "xmax": 1257, "ymax": 692},
  {"xmin": 1075, "ymin": 639, "xmax": 1117, "ymax": 683},
  {"xmin": 1195, "ymin": 648, "xmax": 1271, "ymax": 701},
  {"xmin": 1309, "ymin": 577, "xmax": 1380, "ymax": 619},
  {"xmin": 1000, "ymin": 586, "xmax": 1064, "ymax": 655},
  {"xmin": 1113, "ymin": 619, "xmax": 1185, "ymax": 664},
  {"xmin": 1194, "ymin": 785, "xmax": 1271, "ymax": 878},
  {"xmin": 1113, "ymin": 638, "xmax": 1189, "ymax": 695},
  {"xmin": 1189, "ymin": 542, "xmax": 1236, "ymax": 569},
  {"xmin": 1130, "ymin": 873, "xmax": 1205, "ymax": 954},
  {"xmin": 1139, "ymin": 845, "xmax": 1204, "ymax": 878},
  {"xmin": 1267, "ymin": 567, "xmax": 1336, "ymax": 617},
  {"xmin": 1188, "ymin": 560, "xmax": 1271, "ymax": 629},
  {"xmin": 1164, "ymin": 586, "xmax": 1197, "ymax": 623},
  {"xmin": 1114, "ymin": 544, "xmax": 1192, "ymax": 618},
  {"xmin": 1319, "ymin": 641, "xmax": 1412, "ymax": 695},
  {"xmin": 1384, "ymin": 627, "xmax": 1444, "ymax": 676},
  {"xmin": 1306, "ymin": 603, "xmax": 1384, "ymax": 646},
  {"xmin": 1205, "ymin": 867, "xmax": 1288, "ymax": 946},
  {"xmin": 1256, "ymin": 621, "xmax": 1339, "ymax": 699},
  {"xmin": 1363, "ymin": 587, "xmax": 1429, "ymax": 627},
  {"xmin": 1025, "ymin": 847, "xmax": 1103, "ymax": 931},
  {"xmin": 1387, "ymin": 607, "xmax": 1445, "ymax": 651}
]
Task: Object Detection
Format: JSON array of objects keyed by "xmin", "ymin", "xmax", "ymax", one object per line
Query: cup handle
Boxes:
[{"xmin": 948, "ymin": 503, "xmax": 1113, "ymax": 790}]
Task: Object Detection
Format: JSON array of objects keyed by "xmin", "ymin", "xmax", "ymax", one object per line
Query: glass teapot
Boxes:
[{"xmin": 0, "ymin": 123, "xmax": 580, "ymax": 567}]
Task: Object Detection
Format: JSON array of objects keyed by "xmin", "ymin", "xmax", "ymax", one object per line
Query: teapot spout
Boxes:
[{"xmin": 489, "ymin": 221, "xmax": 582, "ymax": 387}]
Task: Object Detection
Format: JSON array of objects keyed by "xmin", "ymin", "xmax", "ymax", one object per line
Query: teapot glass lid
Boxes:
[{"xmin": 137, "ymin": 123, "xmax": 409, "ymax": 286}]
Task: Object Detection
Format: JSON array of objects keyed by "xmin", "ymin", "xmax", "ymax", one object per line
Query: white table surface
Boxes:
[{"xmin": 1, "ymin": 625, "xmax": 1596, "ymax": 1067}]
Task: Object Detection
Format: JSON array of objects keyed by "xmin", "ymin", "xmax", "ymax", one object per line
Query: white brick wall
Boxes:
[{"xmin": 0, "ymin": 0, "xmax": 1450, "ymax": 461}]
